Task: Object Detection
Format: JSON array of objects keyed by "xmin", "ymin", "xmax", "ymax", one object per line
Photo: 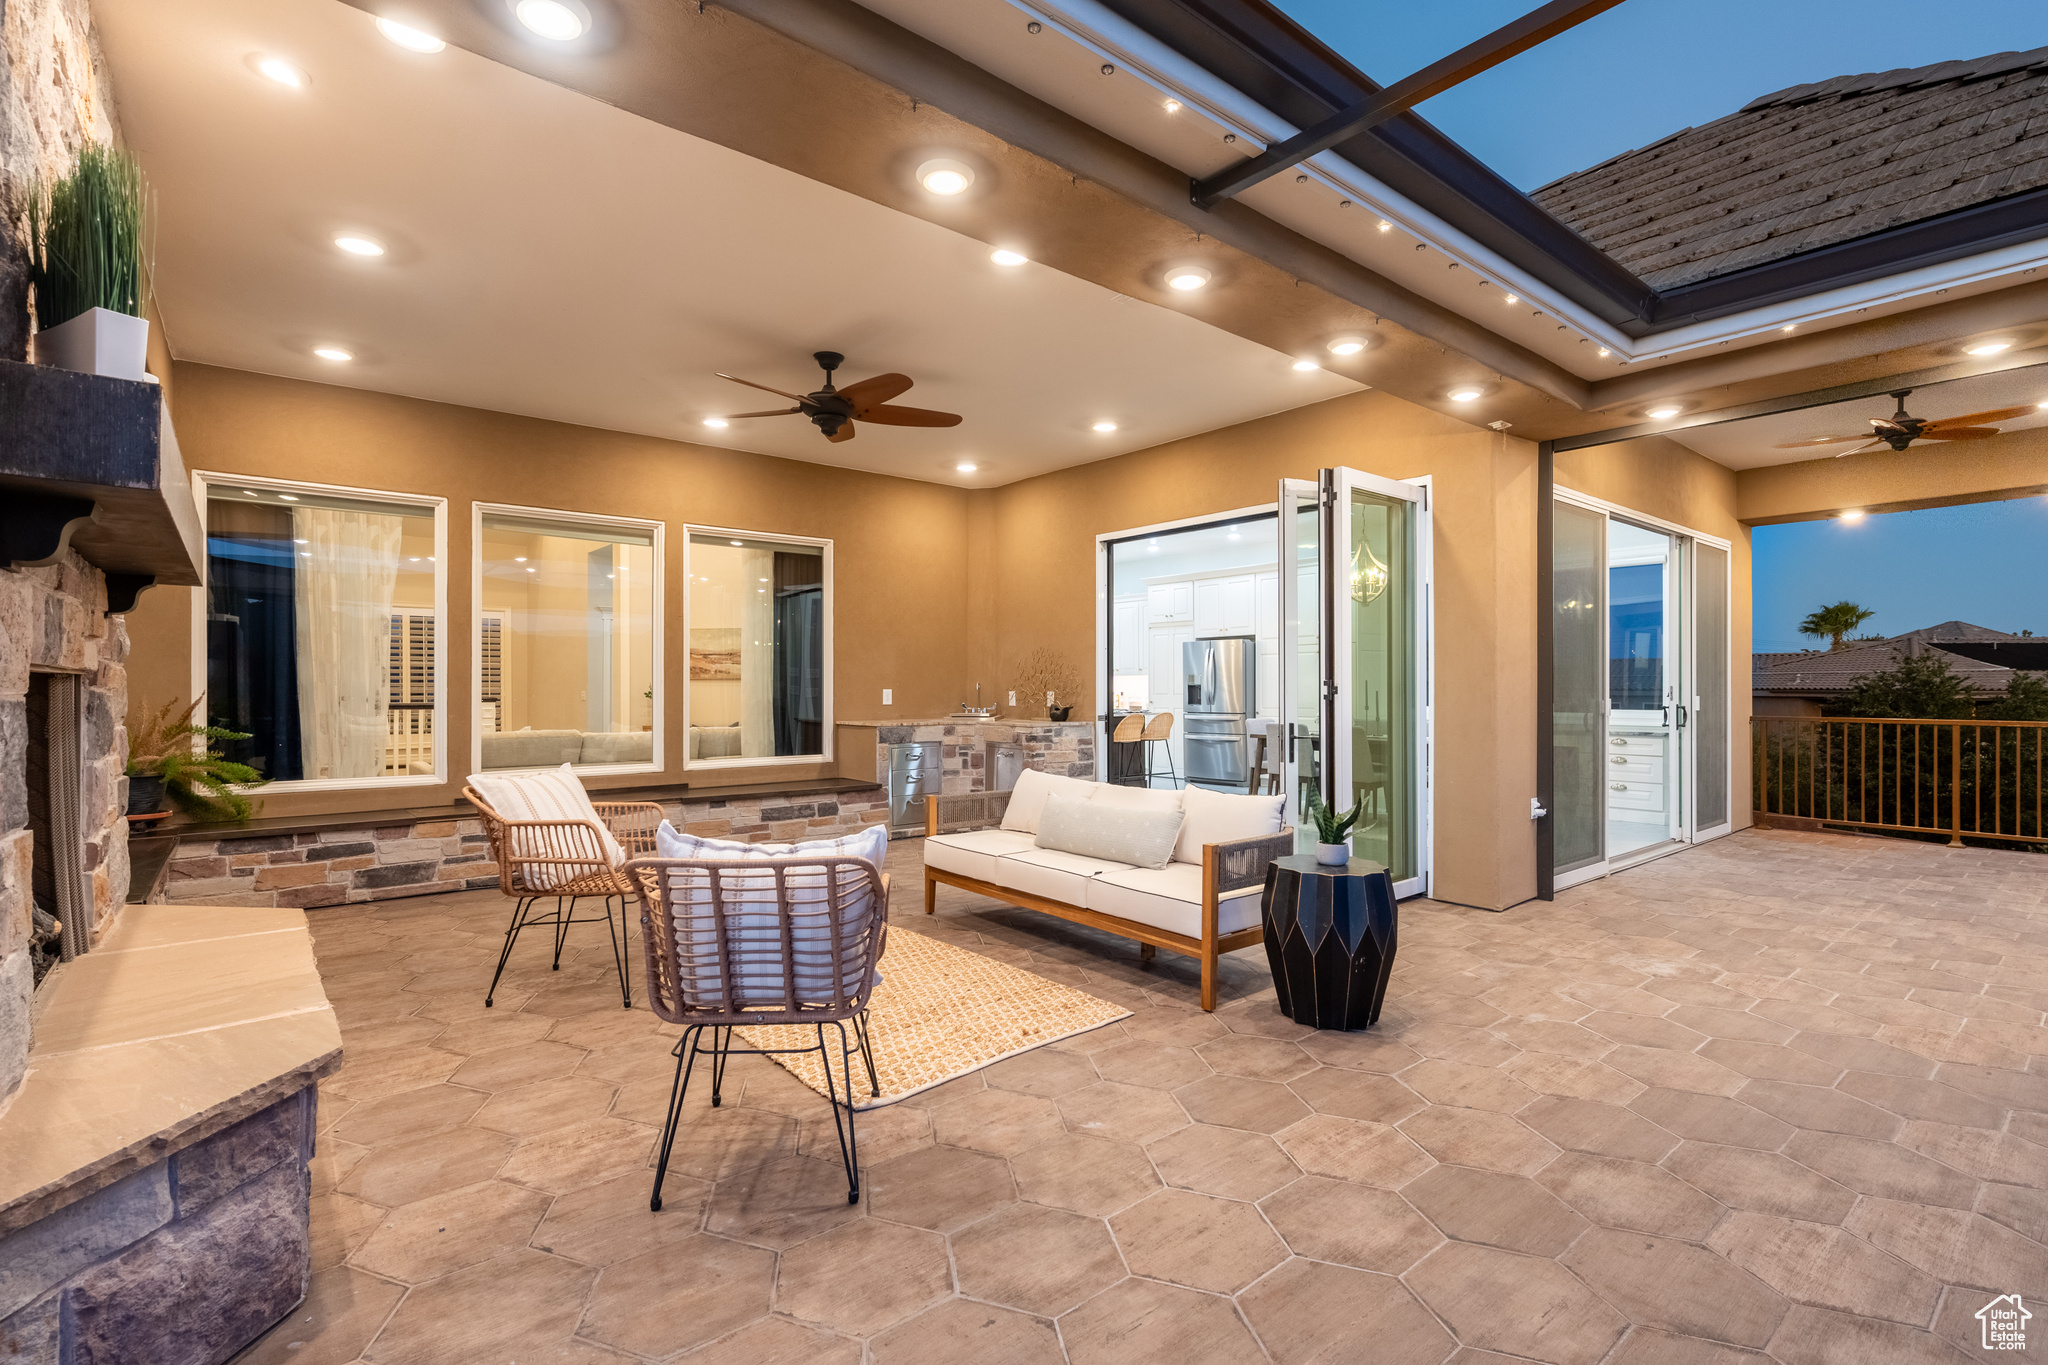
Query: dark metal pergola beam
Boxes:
[{"xmin": 1190, "ymin": 0, "xmax": 1627, "ymax": 210}]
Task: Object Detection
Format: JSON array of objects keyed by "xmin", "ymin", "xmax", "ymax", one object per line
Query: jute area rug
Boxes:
[{"xmin": 735, "ymin": 926, "xmax": 1130, "ymax": 1110}]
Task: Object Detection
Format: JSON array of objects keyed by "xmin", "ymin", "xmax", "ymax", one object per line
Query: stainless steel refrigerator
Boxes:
[{"xmin": 1181, "ymin": 636, "xmax": 1256, "ymax": 789}]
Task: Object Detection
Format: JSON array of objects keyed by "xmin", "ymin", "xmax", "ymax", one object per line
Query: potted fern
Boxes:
[
  {"xmin": 1303, "ymin": 787, "xmax": 1361, "ymax": 866},
  {"xmin": 26, "ymin": 143, "xmax": 154, "ymax": 382},
  {"xmin": 126, "ymin": 700, "xmax": 266, "ymax": 823}
]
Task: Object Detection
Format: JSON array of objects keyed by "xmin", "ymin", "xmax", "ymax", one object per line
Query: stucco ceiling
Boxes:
[{"xmin": 94, "ymin": 0, "xmax": 1360, "ymax": 487}]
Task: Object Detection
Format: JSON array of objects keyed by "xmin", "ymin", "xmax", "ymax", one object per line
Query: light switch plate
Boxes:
[
  {"xmin": 1008, "ymin": 691, "xmax": 1016, "ymax": 706},
  {"xmin": 883, "ymin": 689, "xmax": 892, "ymax": 705}
]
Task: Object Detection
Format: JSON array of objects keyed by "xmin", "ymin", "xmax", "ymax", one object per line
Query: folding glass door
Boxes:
[{"xmin": 1279, "ymin": 469, "xmax": 1430, "ymax": 898}]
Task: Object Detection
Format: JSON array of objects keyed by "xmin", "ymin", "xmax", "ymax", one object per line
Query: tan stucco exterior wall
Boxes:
[{"xmin": 1737, "ymin": 424, "xmax": 2048, "ymax": 525}]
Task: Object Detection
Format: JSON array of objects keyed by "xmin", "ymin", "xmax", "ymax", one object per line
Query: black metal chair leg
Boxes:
[
  {"xmin": 550, "ymin": 896, "xmax": 572, "ymax": 969},
  {"xmin": 484, "ymin": 896, "xmax": 533, "ymax": 1007},
  {"xmin": 708, "ymin": 1026, "xmax": 731, "ymax": 1108},
  {"xmin": 854, "ymin": 1010, "xmax": 880, "ymax": 1097},
  {"xmin": 651, "ymin": 1029, "xmax": 702, "ymax": 1212},
  {"xmin": 603, "ymin": 895, "xmax": 632, "ymax": 1008},
  {"xmin": 817, "ymin": 1022, "xmax": 860, "ymax": 1204}
]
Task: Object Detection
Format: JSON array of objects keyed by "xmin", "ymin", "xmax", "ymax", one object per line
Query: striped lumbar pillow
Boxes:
[
  {"xmin": 467, "ymin": 763, "xmax": 623, "ymax": 889},
  {"xmin": 1035, "ymin": 794, "xmax": 1184, "ymax": 870}
]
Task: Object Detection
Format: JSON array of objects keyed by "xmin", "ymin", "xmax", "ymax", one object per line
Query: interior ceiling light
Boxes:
[
  {"xmin": 1446, "ymin": 387, "xmax": 1483, "ymax": 404},
  {"xmin": 278, "ymin": 494, "xmax": 299, "ymax": 502},
  {"xmin": 513, "ymin": 0, "xmax": 589, "ymax": 40},
  {"xmin": 312, "ymin": 346, "xmax": 352, "ymax": 362},
  {"xmin": 1646, "ymin": 404, "xmax": 1682, "ymax": 420},
  {"xmin": 701, "ymin": 418, "xmax": 729, "ymax": 429},
  {"xmin": 1165, "ymin": 266, "xmax": 1210, "ymax": 292},
  {"xmin": 1966, "ymin": 340, "xmax": 2014, "ymax": 356},
  {"xmin": 1092, "ymin": 421, "xmax": 1118, "ymax": 433},
  {"xmin": 376, "ymin": 18, "xmax": 446, "ymax": 52},
  {"xmin": 256, "ymin": 56, "xmax": 307, "ymax": 87},
  {"xmin": 1292, "ymin": 359, "xmax": 1320, "ymax": 372},
  {"xmin": 990, "ymin": 248, "xmax": 1028, "ymax": 267},
  {"xmin": 513, "ymin": 556, "xmax": 526, "ymax": 561},
  {"xmin": 1839, "ymin": 509, "xmax": 1866, "ymax": 522},
  {"xmin": 730, "ymin": 539, "xmax": 744, "ymax": 546},
  {"xmin": 333, "ymin": 235, "xmax": 385, "ymax": 257},
  {"xmin": 1326, "ymin": 336, "xmax": 1366, "ymax": 356},
  {"xmin": 916, "ymin": 159, "xmax": 974, "ymax": 195},
  {"xmin": 955, "ymin": 461, "xmax": 978, "ymax": 473}
]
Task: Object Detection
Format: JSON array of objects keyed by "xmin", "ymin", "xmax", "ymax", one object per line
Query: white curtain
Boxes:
[
  {"xmin": 295, "ymin": 507, "xmax": 403, "ymax": 779},
  {"xmin": 740, "ymin": 547, "xmax": 775, "ymax": 757}
]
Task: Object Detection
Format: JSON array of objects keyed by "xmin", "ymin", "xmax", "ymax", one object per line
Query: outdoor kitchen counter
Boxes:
[{"xmin": 0, "ymin": 903, "xmax": 341, "ymax": 1234}]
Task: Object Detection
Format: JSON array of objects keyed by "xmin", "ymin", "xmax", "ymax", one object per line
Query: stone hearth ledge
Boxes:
[{"xmin": 0, "ymin": 904, "xmax": 341, "ymax": 1236}]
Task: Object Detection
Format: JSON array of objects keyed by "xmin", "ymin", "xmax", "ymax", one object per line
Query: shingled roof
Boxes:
[
  {"xmin": 1530, "ymin": 48, "xmax": 2048, "ymax": 289},
  {"xmin": 1755, "ymin": 621, "xmax": 2036, "ymax": 697}
]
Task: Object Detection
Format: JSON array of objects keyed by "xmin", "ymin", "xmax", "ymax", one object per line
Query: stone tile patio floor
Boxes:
[{"xmin": 237, "ymin": 827, "xmax": 2048, "ymax": 1365}]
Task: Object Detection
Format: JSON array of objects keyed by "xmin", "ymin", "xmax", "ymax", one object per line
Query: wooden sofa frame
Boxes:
[{"xmin": 921, "ymin": 791, "xmax": 1294, "ymax": 1011}]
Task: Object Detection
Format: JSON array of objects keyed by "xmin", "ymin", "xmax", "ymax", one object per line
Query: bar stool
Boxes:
[
  {"xmin": 1246, "ymin": 733, "xmax": 1281, "ymax": 795},
  {"xmin": 1111, "ymin": 713, "xmax": 1146, "ymax": 786},
  {"xmin": 1142, "ymin": 712, "xmax": 1177, "ymax": 787}
]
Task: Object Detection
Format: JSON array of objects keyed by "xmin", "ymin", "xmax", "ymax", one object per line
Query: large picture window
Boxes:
[
  {"xmin": 200, "ymin": 477, "xmax": 443, "ymax": 786},
  {"xmin": 685, "ymin": 530, "xmax": 829, "ymax": 765},
  {"xmin": 474, "ymin": 506, "xmax": 661, "ymax": 772}
]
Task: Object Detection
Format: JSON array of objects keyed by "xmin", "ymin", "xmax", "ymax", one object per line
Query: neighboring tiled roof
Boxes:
[
  {"xmin": 1530, "ymin": 48, "xmax": 2048, "ymax": 288},
  {"xmin": 1755, "ymin": 620, "xmax": 2030, "ymax": 696}
]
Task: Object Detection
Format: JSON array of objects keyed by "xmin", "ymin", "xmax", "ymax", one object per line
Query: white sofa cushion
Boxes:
[
  {"xmin": 1173, "ymin": 785, "xmax": 1287, "ymax": 866},
  {"xmin": 923, "ymin": 829, "xmax": 1037, "ymax": 883},
  {"xmin": 999, "ymin": 768, "xmax": 1100, "ymax": 835},
  {"xmin": 1093, "ymin": 784, "xmax": 1185, "ymax": 813},
  {"xmin": 994, "ymin": 847, "xmax": 1132, "ymax": 905},
  {"xmin": 468, "ymin": 763, "xmax": 623, "ymax": 887},
  {"xmin": 1087, "ymin": 863, "xmax": 1263, "ymax": 939},
  {"xmin": 1037, "ymin": 794, "xmax": 1183, "ymax": 870}
]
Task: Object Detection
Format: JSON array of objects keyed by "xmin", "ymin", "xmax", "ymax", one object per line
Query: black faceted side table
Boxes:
[{"xmin": 1260, "ymin": 854, "xmax": 1398, "ymax": 1030}]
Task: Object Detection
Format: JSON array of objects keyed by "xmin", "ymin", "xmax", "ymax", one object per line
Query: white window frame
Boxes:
[
  {"xmin": 471, "ymin": 502, "xmax": 666, "ymax": 778},
  {"xmin": 190, "ymin": 471, "xmax": 448, "ymax": 793},
  {"xmin": 682, "ymin": 524, "xmax": 834, "ymax": 772}
]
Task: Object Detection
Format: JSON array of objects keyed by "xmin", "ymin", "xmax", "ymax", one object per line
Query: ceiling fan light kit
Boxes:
[
  {"xmin": 1772, "ymin": 388, "xmax": 2035, "ymax": 456},
  {"xmin": 714, "ymin": 351, "xmax": 962, "ymax": 444}
]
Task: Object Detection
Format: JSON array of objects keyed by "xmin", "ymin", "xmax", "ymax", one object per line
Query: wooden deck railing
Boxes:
[{"xmin": 1753, "ymin": 717, "xmax": 2048, "ymax": 847}]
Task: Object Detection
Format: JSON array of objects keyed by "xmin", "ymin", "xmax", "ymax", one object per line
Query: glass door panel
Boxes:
[
  {"xmin": 1552, "ymin": 501, "xmax": 1606, "ymax": 874},
  {"xmin": 1693, "ymin": 542, "xmax": 1730, "ymax": 834},
  {"xmin": 1606, "ymin": 519, "xmax": 1682, "ymax": 859},
  {"xmin": 1277, "ymin": 479, "xmax": 1321, "ymax": 851}
]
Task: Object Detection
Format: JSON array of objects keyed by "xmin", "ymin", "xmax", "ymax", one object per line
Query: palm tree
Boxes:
[{"xmin": 1799, "ymin": 601, "xmax": 1876, "ymax": 651}]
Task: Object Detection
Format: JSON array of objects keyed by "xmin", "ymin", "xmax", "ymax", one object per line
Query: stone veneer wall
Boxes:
[
  {"xmin": 0, "ymin": 553, "xmax": 129, "ymax": 1107},
  {"xmin": 0, "ymin": 1089, "xmax": 314, "ymax": 1365},
  {"xmin": 872, "ymin": 720, "xmax": 1096, "ymax": 800},
  {"xmin": 157, "ymin": 785, "xmax": 893, "ymax": 908}
]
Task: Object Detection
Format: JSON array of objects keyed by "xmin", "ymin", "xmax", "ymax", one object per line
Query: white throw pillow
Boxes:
[
  {"xmin": 468, "ymin": 763, "xmax": 625, "ymax": 888},
  {"xmin": 1093, "ymin": 784, "xmax": 1185, "ymax": 813},
  {"xmin": 999, "ymin": 768, "xmax": 1099, "ymax": 835},
  {"xmin": 1036, "ymin": 794, "xmax": 1184, "ymax": 871},
  {"xmin": 1173, "ymin": 785, "xmax": 1286, "ymax": 865}
]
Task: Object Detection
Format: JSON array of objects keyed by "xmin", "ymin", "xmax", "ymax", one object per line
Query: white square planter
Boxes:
[{"xmin": 35, "ymin": 307, "xmax": 152, "ymax": 383}]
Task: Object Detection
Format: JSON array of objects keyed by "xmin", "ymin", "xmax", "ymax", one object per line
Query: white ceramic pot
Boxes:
[
  {"xmin": 35, "ymin": 307, "xmax": 151, "ymax": 383},
  {"xmin": 1315, "ymin": 842, "xmax": 1351, "ymax": 867}
]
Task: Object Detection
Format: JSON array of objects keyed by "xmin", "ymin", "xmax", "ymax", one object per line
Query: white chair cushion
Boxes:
[
  {"xmin": 993, "ymin": 847, "xmax": 1133, "ymax": 905},
  {"xmin": 1086, "ymin": 863, "xmax": 1263, "ymax": 939},
  {"xmin": 468, "ymin": 763, "xmax": 624, "ymax": 888},
  {"xmin": 999, "ymin": 768, "xmax": 1100, "ymax": 835},
  {"xmin": 1037, "ymin": 794, "xmax": 1183, "ymax": 870},
  {"xmin": 1173, "ymin": 785, "xmax": 1287, "ymax": 866},
  {"xmin": 1093, "ymin": 784, "xmax": 1185, "ymax": 813},
  {"xmin": 923, "ymin": 829, "xmax": 1038, "ymax": 883}
]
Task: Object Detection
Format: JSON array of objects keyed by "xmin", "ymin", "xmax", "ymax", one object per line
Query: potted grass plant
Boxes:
[
  {"xmin": 26, "ymin": 143, "xmax": 154, "ymax": 382},
  {"xmin": 125, "ymin": 699, "xmax": 266, "ymax": 823},
  {"xmin": 1303, "ymin": 787, "xmax": 1361, "ymax": 866}
]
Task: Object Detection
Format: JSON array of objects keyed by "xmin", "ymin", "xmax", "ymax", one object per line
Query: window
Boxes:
[
  {"xmin": 199, "ymin": 476, "xmax": 443, "ymax": 786},
  {"xmin": 685, "ymin": 530, "xmax": 830, "ymax": 765},
  {"xmin": 474, "ymin": 506, "xmax": 661, "ymax": 772}
]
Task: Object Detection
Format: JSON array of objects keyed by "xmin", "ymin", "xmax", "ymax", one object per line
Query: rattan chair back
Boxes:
[
  {"xmin": 1141, "ymin": 711, "xmax": 1175, "ymax": 742},
  {"xmin": 1112, "ymin": 713, "xmax": 1145, "ymax": 743}
]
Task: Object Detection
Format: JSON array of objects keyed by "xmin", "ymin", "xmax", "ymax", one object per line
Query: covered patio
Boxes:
[{"xmin": 267, "ymin": 826, "xmax": 2046, "ymax": 1364}]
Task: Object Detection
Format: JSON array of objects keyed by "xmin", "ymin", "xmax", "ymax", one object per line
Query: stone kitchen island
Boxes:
[{"xmin": 835, "ymin": 717, "xmax": 1097, "ymax": 836}]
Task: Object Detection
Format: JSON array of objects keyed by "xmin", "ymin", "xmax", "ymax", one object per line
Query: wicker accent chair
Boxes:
[
  {"xmin": 627, "ymin": 854, "xmax": 890, "ymax": 1210},
  {"xmin": 464, "ymin": 783, "xmax": 664, "ymax": 1010}
]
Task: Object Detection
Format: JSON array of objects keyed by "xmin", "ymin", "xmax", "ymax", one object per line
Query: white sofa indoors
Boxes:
[{"xmin": 922, "ymin": 770, "xmax": 1294, "ymax": 1011}]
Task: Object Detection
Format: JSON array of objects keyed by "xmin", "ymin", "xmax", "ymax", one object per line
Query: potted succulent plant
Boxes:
[
  {"xmin": 125, "ymin": 699, "xmax": 266, "ymax": 823},
  {"xmin": 26, "ymin": 143, "xmax": 154, "ymax": 382},
  {"xmin": 1303, "ymin": 787, "xmax": 1362, "ymax": 866}
]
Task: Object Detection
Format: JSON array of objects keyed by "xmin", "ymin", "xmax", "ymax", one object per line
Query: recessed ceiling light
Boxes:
[
  {"xmin": 1092, "ymin": 421, "xmax": 1118, "ymax": 433},
  {"xmin": 1446, "ymin": 387, "xmax": 1483, "ymax": 403},
  {"xmin": 955, "ymin": 461, "xmax": 978, "ymax": 473},
  {"xmin": 1326, "ymin": 336, "xmax": 1366, "ymax": 356},
  {"xmin": 514, "ymin": 0, "xmax": 589, "ymax": 40},
  {"xmin": 525, "ymin": 567, "xmax": 536, "ymax": 573},
  {"xmin": 731, "ymin": 539, "xmax": 744, "ymax": 546},
  {"xmin": 2037, "ymin": 400, "xmax": 2048, "ymax": 410},
  {"xmin": 1503, "ymin": 294, "xmax": 1518, "ymax": 305},
  {"xmin": 1966, "ymin": 340, "xmax": 2013, "ymax": 356},
  {"xmin": 409, "ymin": 556, "xmax": 422, "ymax": 562},
  {"xmin": 256, "ymin": 56, "xmax": 307, "ymax": 87},
  {"xmin": 243, "ymin": 490, "xmax": 259, "ymax": 497},
  {"xmin": 514, "ymin": 556, "xmax": 527, "ymax": 562},
  {"xmin": 702, "ymin": 418, "xmax": 729, "ymax": 429},
  {"xmin": 376, "ymin": 18, "xmax": 446, "ymax": 52},
  {"xmin": 1162, "ymin": 99, "xmax": 1181, "ymax": 113},
  {"xmin": 1781, "ymin": 324, "xmax": 1796, "ymax": 333},
  {"xmin": 1377, "ymin": 220, "xmax": 1392, "ymax": 232},
  {"xmin": 313, "ymin": 346, "xmax": 352, "ymax": 362},
  {"xmin": 1165, "ymin": 266, "xmax": 1210, "ymax": 292},
  {"xmin": 294, "ymin": 538, "xmax": 309, "ymax": 545},
  {"xmin": 990, "ymin": 248, "xmax": 1028, "ymax": 267},
  {"xmin": 278, "ymin": 494, "xmax": 298, "ymax": 501},
  {"xmin": 1646, "ymin": 404, "xmax": 1682, "ymax": 420},
  {"xmin": 916, "ymin": 159, "xmax": 974, "ymax": 195},
  {"xmin": 333, "ymin": 235, "xmax": 385, "ymax": 257},
  {"xmin": 1839, "ymin": 510, "xmax": 1866, "ymax": 522},
  {"xmin": 1292, "ymin": 359, "xmax": 1320, "ymax": 372},
  {"xmin": 1597, "ymin": 347, "xmax": 1611, "ymax": 357}
]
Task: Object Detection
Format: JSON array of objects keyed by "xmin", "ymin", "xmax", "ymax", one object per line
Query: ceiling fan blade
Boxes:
[
  {"xmin": 859, "ymin": 404, "xmax": 963, "ymax": 428},
  {"xmin": 1833, "ymin": 440, "xmax": 1886, "ymax": 458},
  {"xmin": 839, "ymin": 373, "xmax": 915, "ymax": 411},
  {"xmin": 723, "ymin": 407, "xmax": 802, "ymax": 419},
  {"xmin": 716, "ymin": 373, "xmax": 810, "ymax": 402},
  {"xmin": 1919, "ymin": 426, "xmax": 2000, "ymax": 441},
  {"xmin": 1773, "ymin": 434, "xmax": 1868, "ymax": 449},
  {"xmin": 1923, "ymin": 406, "xmax": 2035, "ymax": 429},
  {"xmin": 1868, "ymin": 417, "xmax": 1909, "ymax": 431},
  {"xmin": 828, "ymin": 420, "xmax": 856, "ymax": 443}
]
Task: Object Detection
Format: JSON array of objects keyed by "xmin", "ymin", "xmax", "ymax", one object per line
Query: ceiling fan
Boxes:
[
  {"xmin": 1773, "ymin": 388, "xmax": 2036, "ymax": 457},
  {"xmin": 714, "ymin": 351, "xmax": 962, "ymax": 443}
]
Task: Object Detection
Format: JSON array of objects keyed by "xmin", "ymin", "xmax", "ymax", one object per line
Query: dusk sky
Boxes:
[{"xmin": 1268, "ymin": 0, "xmax": 2048, "ymax": 188}]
